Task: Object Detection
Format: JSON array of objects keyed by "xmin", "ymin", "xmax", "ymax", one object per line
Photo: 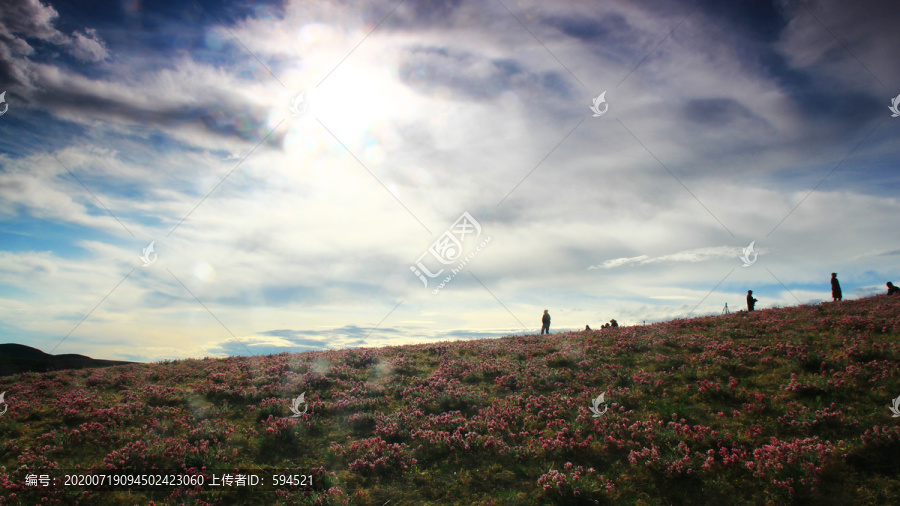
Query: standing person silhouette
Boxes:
[
  {"xmin": 541, "ymin": 310, "xmax": 551, "ymax": 335},
  {"xmin": 747, "ymin": 290, "xmax": 757, "ymax": 311},
  {"xmin": 831, "ymin": 273, "xmax": 842, "ymax": 301}
]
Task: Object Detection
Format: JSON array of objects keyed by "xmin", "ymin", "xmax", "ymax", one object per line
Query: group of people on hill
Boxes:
[
  {"xmin": 745, "ymin": 273, "xmax": 899, "ymax": 312},
  {"xmin": 585, "ymin": 320, "xmax": 617, "ymax": 331},
  {"xmin": 541, "ymin": 273, "xmax": 899, "ymax": 333},
  {"xmin": 824, "ymin": 273, "xmax": 899, "ymax": 300},
  {"xmin": 539, "ymin": 310, "xmax": 617, "ymax": 334}
]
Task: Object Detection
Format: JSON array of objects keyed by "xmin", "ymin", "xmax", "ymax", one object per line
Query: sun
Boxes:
[
  {"xmin": 311, "ymin": 65, "xmax": 408, "ymax": 141},
  {"xmin": 272, "ymin": 35, "xmax": 426, "ymax": 186}
]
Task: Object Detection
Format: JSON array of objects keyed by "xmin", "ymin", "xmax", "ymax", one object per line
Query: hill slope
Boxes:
[
  {"xmin": 1, "ymin": 296, "xmax": 900, "ymax": 504},
  {"xmin": 0, "ymin": 343, "xmax": 136, "ymax": 377}
]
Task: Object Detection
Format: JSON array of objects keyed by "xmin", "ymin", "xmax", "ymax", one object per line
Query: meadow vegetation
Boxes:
[{"xmin": 2, "ymin": 295, "xmax": 900, "ymax": 504}]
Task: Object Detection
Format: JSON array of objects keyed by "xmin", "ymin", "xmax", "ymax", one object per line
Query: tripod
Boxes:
[{"xmin": 722, "ymin": 303, "xmax": 730, "ymax": 314}]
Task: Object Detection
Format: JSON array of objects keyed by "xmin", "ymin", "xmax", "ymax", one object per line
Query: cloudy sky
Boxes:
[{"xmin": 0, "ymin": 0, "xmax": 898, "ymax": 363}]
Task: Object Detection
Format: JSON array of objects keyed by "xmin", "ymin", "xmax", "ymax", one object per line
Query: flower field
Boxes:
[{"xmin": 2, "ymin": 295, "xmax": 900, "ymax": 504}]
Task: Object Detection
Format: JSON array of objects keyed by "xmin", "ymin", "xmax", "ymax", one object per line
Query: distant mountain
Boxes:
[{"xmin": 0, "ymin": 343, "xmax": 137, "ymax": 376}]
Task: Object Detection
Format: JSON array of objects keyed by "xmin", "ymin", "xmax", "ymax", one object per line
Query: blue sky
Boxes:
[{"xmin": 0, "ymin": 0, "xmax": 898, "ymax": 363}]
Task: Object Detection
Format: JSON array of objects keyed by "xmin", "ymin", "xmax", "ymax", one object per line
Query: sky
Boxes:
[{"xmin": 0, "ymin": 0, "xmax": 898, "ymax": 363}]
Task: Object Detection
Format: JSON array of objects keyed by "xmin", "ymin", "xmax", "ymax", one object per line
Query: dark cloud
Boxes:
[
  {"xmin": 699, "ymin": 0, "xmax": 786, "ymax": 42},
  {"xmin": 398, "ymin": 46, "xmax": 573, "ymax": 101},
  {"xmin": 210, "ymin": 341, "xmax": 326, "ymax": 357},
  {"xmin": 682, "ymin": 98, "xmax": 757, "ymax": 126},
  {"xmin": 202, "ymin": 325, "xmax": 412, "ymax": 356},
  {"xmin": 407, "ymin": 0, "xmax": 465, "ymax": 25},
  {"xmin": 542, "ymin": 12, "xmax": 635, "ymax": 44},
  {"xmin": 258, "ymin": 325, "xmax": 404, "ymax": 341},
  {"xmin": 0, "ymin": 0, "xmax": 68, "ymax": 45},
  {"xmin": 23, "ymin": 83, "xmax": 276, "ymax": 143},
  {"xmin": 0, "ymin": 0, "xmax": 283, "ymax": 146},
  {"xmin": 379, "ymin": 0, "xmax": 466, "ymax": 29},
  {"xmin": 0, "ymin": 0, "xmax": 108, "ymax": 84}
]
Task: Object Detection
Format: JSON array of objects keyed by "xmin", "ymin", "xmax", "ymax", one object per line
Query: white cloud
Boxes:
[
  {"xmin": 0, "ymin": 0, "xmax": 108, "ymax": 70},
  {"xmin": 2, "ymin": 0, "xmax": 898, "ymax": 362},
  {"xmin": 588, "ymin": 247, "xmax": 739, "ymax": 270},
  {"xmin": 588, "ymin": 255, "xmax": 650, "ymax": 270},
  {"xmin": 68, "ymin": 28, "xmax": 108, "ymax": 62}
]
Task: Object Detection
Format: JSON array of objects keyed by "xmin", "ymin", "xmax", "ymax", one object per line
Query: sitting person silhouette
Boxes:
[
  {"xmin": 888, "ymin": 282, "xmax": 900, "ymax": 295},
  {"xmin": 585, "ymin": 325, "xmax": 591, "ymax": 331}
]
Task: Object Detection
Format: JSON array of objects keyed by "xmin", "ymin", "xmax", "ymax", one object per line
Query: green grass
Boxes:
[{"xmin": 2, "ymin": 296, "xmax": 900, "ymax": 504}]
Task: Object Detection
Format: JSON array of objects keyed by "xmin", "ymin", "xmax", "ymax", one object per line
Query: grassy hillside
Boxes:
[{"xmin": 2, "ymin": 296, "xmax": 900, "ymax": 505}]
